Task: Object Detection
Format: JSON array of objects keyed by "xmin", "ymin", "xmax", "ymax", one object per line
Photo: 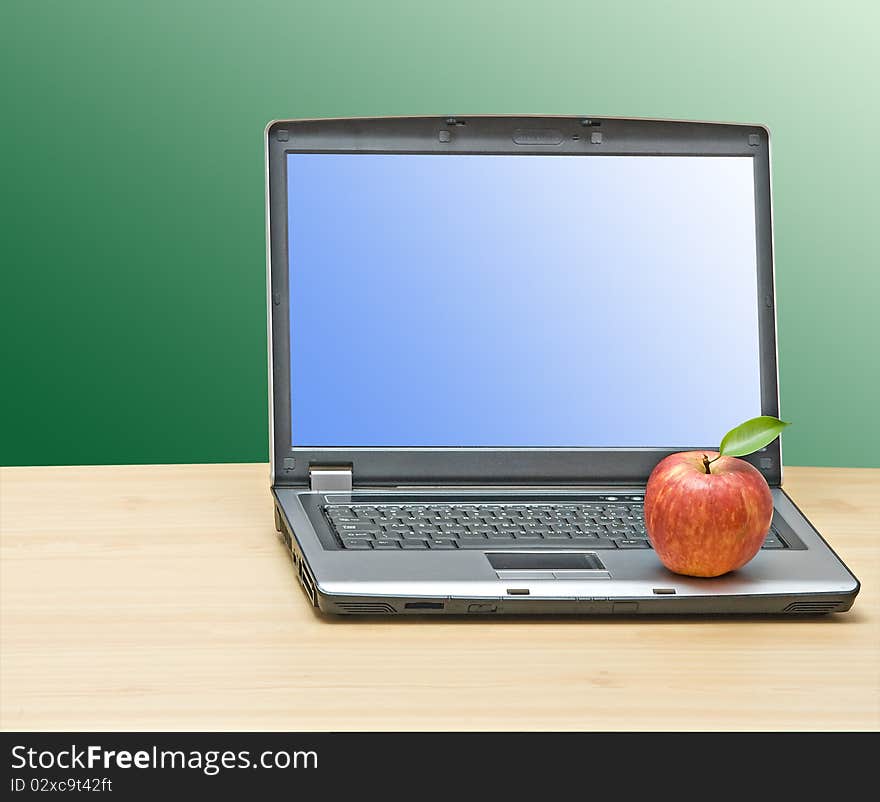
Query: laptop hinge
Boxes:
[{"xmin": 309, "ymin": 465, "xmax": 353, "ymax": 492}]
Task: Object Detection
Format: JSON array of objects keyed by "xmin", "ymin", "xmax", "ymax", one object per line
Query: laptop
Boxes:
[{"xmin": 265, "ymin": 115, "xmax": 860, "ymax": 615}]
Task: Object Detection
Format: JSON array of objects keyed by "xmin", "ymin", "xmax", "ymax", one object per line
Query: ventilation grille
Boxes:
[
  {"xmin": 336, "ymin": 602, "xmax": 398, "ymax": 615},
  {"xmin": 782, "ymin": 601, "xmax": 842, "ymax": 614}
]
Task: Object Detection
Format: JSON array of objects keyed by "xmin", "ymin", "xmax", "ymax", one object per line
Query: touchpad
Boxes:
[{"xmin": 487, "ymin": 552, "xmax": 606, "ymax": 572}]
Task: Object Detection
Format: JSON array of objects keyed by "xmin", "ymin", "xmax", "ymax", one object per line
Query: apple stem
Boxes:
[{"xmin": 702, "ymin": 454, "xmax": 712, "ymax": 475}]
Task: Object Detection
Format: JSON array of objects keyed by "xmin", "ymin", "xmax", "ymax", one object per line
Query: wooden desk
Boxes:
[{"xmin": 1, "ymin": 464, "xmax": 877, "ymax": 731}]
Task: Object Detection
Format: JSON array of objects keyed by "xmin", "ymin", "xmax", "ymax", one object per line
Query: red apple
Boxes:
[{"xmin": 644, "ymin": 450, "xmax": 773, "ymax": 578}]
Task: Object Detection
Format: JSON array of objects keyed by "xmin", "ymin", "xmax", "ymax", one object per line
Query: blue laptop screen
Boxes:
[{"xmin": 286, "ymin": 152, "xmax": 761, "ymax": 447}]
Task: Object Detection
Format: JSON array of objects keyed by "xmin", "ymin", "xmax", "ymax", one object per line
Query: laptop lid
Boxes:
[{"xmin": 266, "ymin": 116, "xmax": 781, "ymax": 488}]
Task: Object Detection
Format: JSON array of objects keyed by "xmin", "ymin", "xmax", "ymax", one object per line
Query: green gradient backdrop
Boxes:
[{"xmin": 2, "ymin": 1, "xmax": 878, "ymax": 467}]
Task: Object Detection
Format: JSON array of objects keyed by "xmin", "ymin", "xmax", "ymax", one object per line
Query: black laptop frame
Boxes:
[{"xmin": 266, "ymin": 116, "xmax": 781, "ymax": 488}]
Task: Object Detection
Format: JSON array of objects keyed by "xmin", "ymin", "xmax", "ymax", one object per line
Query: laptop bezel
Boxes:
[{"xmin": 266, "ymin": 115, "xmax": 781, "ymax": 487}]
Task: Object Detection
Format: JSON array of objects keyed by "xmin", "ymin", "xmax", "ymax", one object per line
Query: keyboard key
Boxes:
[
  {"xmin": 337, "ymin": 523, "xmax": 382, "ymax": 533},
  {"xmin": 342, "ymin": 539, "xmax": 373, "ymax": 549},
  {"xmin": 401, "ymin": 541, "xmax": 428, "ymax": 550},
  {"xmin": 372, "ymin": 540, "xmax": 401, "ymax": 549},
  {"xmin": 617, "ymin": 540, "xmax": 651, "ymax": 548},
  {"xmin": 456, "ymin": 541, "xmax": 501, "ymax": 549}
]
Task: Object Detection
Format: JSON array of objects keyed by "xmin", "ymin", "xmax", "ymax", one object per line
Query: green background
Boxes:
[{"xmin": 2, "ymin": 0, "xmax": 878, "ymax": 468}]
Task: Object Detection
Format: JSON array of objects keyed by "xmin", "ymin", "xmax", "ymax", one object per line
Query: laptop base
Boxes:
[{"xmin": 273, "ymin": 491, "xmax": 859, "ymax": 617}]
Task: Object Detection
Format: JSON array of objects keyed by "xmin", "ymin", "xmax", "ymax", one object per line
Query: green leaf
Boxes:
[{"xmin": 719, "ymin": 416, "xmax": 791, "ymax": 457}]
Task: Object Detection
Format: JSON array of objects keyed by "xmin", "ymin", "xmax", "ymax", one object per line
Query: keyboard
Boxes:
[{"xmin": 324, "ymin": 499, "xmax": 787, "ymax": 551}]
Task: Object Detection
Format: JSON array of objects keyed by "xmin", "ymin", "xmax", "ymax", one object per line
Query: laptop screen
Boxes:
[{"xmin": 286, "ymin": 152, "xmax": 762, "ymax": 448}]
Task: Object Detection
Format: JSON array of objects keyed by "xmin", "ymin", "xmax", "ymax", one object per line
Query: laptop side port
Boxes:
[
  {"xmin": 275, "ymin": 507, "xmax": 293, "ymax": 550},
  {"xmin": 298, "ymin": 561, "xmax": 318, "ymax": 607},
  {"xmin": 404, "ymin": 602, "xmax": 445, "ymax": 610}
]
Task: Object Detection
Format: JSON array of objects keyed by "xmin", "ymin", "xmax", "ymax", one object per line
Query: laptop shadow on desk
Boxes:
[{"xmin": 308, "ymin": 606, "xmax": 866, "ymax": 626}]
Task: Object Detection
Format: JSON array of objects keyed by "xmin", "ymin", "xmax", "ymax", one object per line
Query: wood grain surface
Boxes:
[{"xmin": 1, "ymin": 463, "xmax": 877, "ymax": 731}]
